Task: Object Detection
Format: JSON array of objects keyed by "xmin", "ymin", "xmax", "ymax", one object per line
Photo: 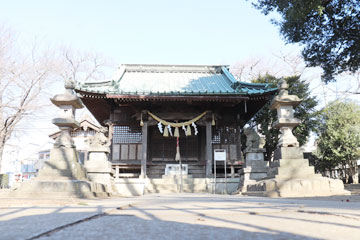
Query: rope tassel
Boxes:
[
  {"xmin": 163, "ymin": 125, "xmax": 169, "ymax": 137},
  {"xmin": 186, "ymin": 125, "xmax": 191, "ymax": 136},
  {"xmin": 174, "ymin": 127, "xmax": 180, "ymax": 137}
]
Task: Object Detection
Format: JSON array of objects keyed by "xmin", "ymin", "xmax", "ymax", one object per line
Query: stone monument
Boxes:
[
  {"xmin": 84, "ymin": 123, "xmax": 116, "ymax": 193},
  {"xmin": 11, "ymin": 80, "xmax": 112, "ymax": 198},
  {"xmin": 246, "ymin": 80, "xmax": 350, "ymax": 197},
  {"xmin": 238, "ymin": 128, "xmax": 268, "ymax": 193}
]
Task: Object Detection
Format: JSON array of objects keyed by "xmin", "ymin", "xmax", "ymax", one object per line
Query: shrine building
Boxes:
[{"xmin": 74, "ymin": 64, "xmax": 277, "ymax": 182}]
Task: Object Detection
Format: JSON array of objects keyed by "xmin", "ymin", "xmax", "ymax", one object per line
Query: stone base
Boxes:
[
  {"xmin": 239, "ymin": 149, "xmax": 268, "ymax": 193},
  {"xmin": 244, "ymin": 147, "xmax": 350, "ymax": 197},
  {"xmin": 207, "ymin": 178, "xmax": 240, "ymax": 194},
  {"xmin": 84, "ymin": 151, "xmax": 117, "ymax": 194},
  {"xmin": 9, "ymin": 180, "xmax": 111, "ymax": 198},
  {"xmin": 115, "ymin": 178, "xmax": 146, "ymax": 196},
  {"xmin": 10, "ymin": 147, "xmax": 114, "ymax": 198},
  {"xmin": 113, "ymin": 177, "xmax": 240, "ymax": 196},
  {"xmin": 245, "ymin": 176, "xmax": 350, "ymax": 197},
  {"xmin": 38, "ymin": 147, "xmax": 87, "ymax": 180},
  {"xmin": 239, "ymin": 166, "xmax": 268, "ymax": 192},
  {"xmin": 162, "ymin": 174, "xmax": 192, "ymax": 180}
]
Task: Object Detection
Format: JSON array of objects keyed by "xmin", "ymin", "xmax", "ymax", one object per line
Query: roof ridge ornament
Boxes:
[
  {"xmin": 64, "ymin": 78, "xmax": 76, "ymax": 94},
  {"xmin": 278, "ymin": 79, "xmax": 289, "ymax": 96}
]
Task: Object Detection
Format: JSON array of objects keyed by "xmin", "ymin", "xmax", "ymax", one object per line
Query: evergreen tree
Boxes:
[
  {"xmin": 250, "ymin": 74, "xmax": 318, "ymax": 161},
  {"xmin": 253, "ymin": 0, "xmax": 360, "ymax": 82},
  {"xmin": 315, "ymin": 100, "xmax": 360, "ymax": 182}
]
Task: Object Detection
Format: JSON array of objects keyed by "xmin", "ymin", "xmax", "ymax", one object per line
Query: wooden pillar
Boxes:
[
  {"xmin": 115, "ymin": 165, "xmax": 119, "ymax": 179},
  {"xmin": 140, "ymin": 120, "xmax": 148, "ymax": 178},
  {"xmin": 205, "ymin": 119, "xmax": 213, "ymax": 177},
  {"xmin": 236, "ymin": 125, "xmax": 242, "ymax": 160}
]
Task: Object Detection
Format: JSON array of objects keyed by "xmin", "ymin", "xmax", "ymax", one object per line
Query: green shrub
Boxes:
[{"xmin": 0, "ymin": 174, "xmax": 9, "ymax": 188}]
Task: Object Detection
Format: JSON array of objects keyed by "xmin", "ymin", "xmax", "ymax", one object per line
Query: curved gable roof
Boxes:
[{"xmin": 75, "ymin": 64, "xmax": 277, "ymax": 97}]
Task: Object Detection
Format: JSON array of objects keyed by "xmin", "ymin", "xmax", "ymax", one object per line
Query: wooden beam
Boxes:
[
  {"xmin": 107, "ymin": 94, "xmax": 249, "ymax": 102},
  {"xmin": 205, "ymin": 119, "xmax": 213, "ymax": 177},
  {"xmin": 140, "ymin": 120, "xmax": 148, "ymax": 178}
]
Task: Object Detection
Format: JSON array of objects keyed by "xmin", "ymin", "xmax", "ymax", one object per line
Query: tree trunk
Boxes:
[
  {"xmin": 0, "ymin": 143, "xmax": 5, "ymax": 173},
  {"xmin": 265, "ymin": 146, "xmax": 272, "ymax": 162}
]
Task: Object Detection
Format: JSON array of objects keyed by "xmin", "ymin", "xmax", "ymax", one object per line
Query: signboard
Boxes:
[
  {"xmin": 214, "ymin": 149, "xmax": 226, "ymax": 161},
  {"xmin": 213, "ymin": 149, "xmax": 227, "ymax": 194}
]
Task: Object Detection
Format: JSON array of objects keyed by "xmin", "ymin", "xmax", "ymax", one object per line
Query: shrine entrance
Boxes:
[{"xmin": 149, "ymin": 125, "xmax": 202, "ymax": 163}]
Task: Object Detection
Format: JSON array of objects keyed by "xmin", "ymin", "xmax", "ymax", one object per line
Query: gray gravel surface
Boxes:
[{"xmin": 1, "ymin": 193, "xmax": 360, "ymax": 240}]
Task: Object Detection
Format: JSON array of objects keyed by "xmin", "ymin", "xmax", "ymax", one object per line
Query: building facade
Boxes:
[{"xmin": 74, "ymin": 64, "xmax": 277, "ymax": 180}]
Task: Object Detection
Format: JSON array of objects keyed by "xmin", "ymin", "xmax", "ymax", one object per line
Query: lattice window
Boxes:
[
  {"xmin": 212, "ymin": 126, "xmax": 238, "ymax": 144},
  {"xmin": 113, "ymin": 126, "xmax": 142, "ymax": 144}
]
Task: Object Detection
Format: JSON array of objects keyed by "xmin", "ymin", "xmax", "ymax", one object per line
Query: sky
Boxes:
[
  {"xmin": 1, "ymin": 0, "xmax": 359, "ymax": 171},
  {"xmin": 0, "ymin": 0, "xmax": 291, "ymax": 65}
]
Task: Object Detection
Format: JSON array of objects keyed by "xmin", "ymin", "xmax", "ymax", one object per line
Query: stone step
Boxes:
[
  {"xmin": 145, "ymin": 183, "xmax": 208, "ymax": 193},
  {"xmin": 149, "ymin": 178, "xmax": 207, "ymax": 185},
  {"xmin": 10, "ymin": 180, "xmax": 112, "ymax": 198},
  {"xmin": 147, "ymin": 175, "xmax": 163, "ymax": 178},
  {"xmin": 162, "ymin": 174, "xmax": 193, "ymax": 179}
]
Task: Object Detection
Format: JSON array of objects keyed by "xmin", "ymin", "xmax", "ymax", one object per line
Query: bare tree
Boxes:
[
  {"xmin": 0, "ymin": 26, "xmax": 57, "ymax": 172},
  {"xmin": 324, "ymin": 71, "xmax": 360, "ymax": 96},
  {"xmin": 0, "ymin": 27, "xmax": 113, "ymax": 173},
  {"xmin": 230, "ymin": 50, "xmax": 307, "ymax": 82},
  {"xmin": 56, "ymin": 46, "xmax": 113, "ymax": 83}
]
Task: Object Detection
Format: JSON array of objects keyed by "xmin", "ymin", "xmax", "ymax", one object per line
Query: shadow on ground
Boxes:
[{"xmin": 0, "ymin": 209, "xmax": 321, "ymax": 240}]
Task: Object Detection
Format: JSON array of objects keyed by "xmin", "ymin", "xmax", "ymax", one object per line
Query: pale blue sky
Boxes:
[{"xmin": 1, "ymin": 0, "xmax": 290, "ymax": 65}]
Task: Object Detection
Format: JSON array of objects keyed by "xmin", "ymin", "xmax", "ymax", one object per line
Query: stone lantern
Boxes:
[
  {"xmin": 37, "ymin": 79, "xmax": 86, "ymax": 180},
  {"xmin": 244, "ymin": 79, "xmax": 350, "ymax": 197},
  {"xmin": 11, "ymin": 80, "xmax": 112, "ymax": 198},
  {"xmin": 270, "ymin": 79, "xmax": 301, "ymax": 149}
]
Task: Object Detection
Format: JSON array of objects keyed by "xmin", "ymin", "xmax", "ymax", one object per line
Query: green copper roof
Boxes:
[{"xmin": 75, "ymin": 64, "xmax": 277, "ymax": 96}]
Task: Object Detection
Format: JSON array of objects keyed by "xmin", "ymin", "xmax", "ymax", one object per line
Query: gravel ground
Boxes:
[{"xmin": 1, "ymin": 192, "xmax": 360, "ymax": 240}]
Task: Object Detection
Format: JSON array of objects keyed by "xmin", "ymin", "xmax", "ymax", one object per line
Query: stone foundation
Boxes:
[
  {"xmin": 245, "ymin": 147, "xmax": 350, "ymax": 197},
  {"xmin": 239, "ymin": 148, "xmax": 268, "ymax": 193},
  {"xmin": 84, "ymin": 150, "xmax": 114, "ymax": 190},
  {"xmin": 10, "ymin": 180, "xmax": 111, "ymax": 198},
  {"xmin": 11, "ymin": 146, "xmax": 113, "ymax": 198},
  {"xmin": 38, "ymin": 148, "xmax": 86, "ymax": 180}
]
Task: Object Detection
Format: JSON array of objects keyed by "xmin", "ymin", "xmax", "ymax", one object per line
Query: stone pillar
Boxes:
[
  {"xmin": 205, "ymin": 119, "xmax": 213, "ymax": 177},
  {"xmin": 140, "ymin": 120, "xmax": 148, "ymax": 178}
]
